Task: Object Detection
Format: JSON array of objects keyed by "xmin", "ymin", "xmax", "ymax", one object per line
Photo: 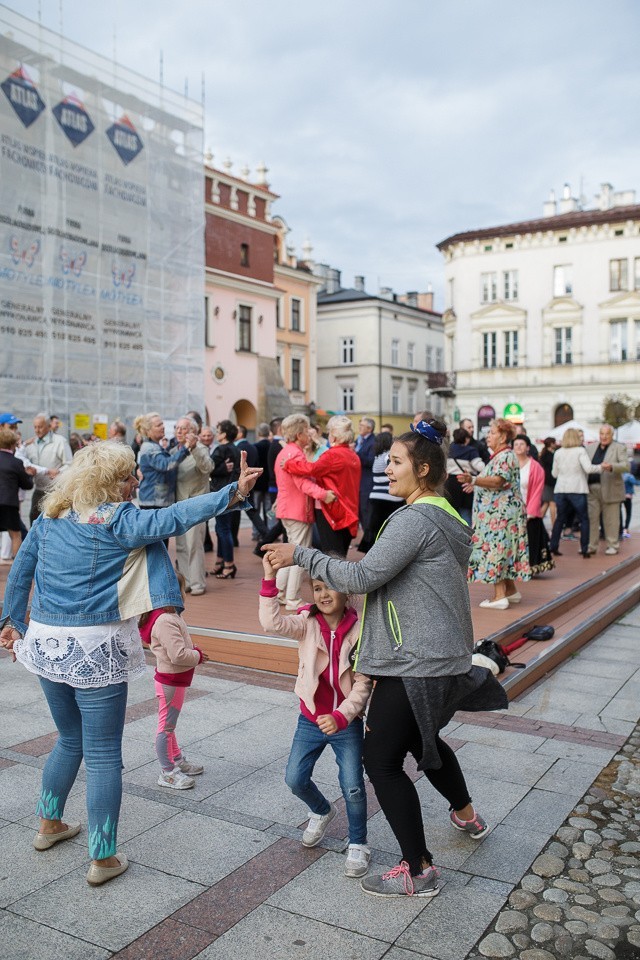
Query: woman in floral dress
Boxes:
[{"xmin": 458, "ymin": 419, "xmax": 530, "ymax": 610}]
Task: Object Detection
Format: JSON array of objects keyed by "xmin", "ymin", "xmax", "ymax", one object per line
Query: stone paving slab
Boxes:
[
  {"xmin": 452, "ymin": 741, "xmax": 556, "ymax": 787},
  {"xmin": 503, "ymin": 787, "xmax": 585, "ymax": 835},
  {"xmin": 192, "ymin": 903, "xmax": 391, "ymax": 960},
  {"xmin": 0, "ymin": 911, "xmax": 111, "ymax": 960},
  {"xmin": 0, "ymin": 822, "xmax": 87, "ymax": 908},
  {"xmin": 8, "ymin": 862, "xmax": 204, "ymax": 953},
  {"xmin": 207, "ymin": 766, "xmax": 344, "ymax": 827},
  {"xmin": 121, "ymin": 810, "xmax": 276, "ymax": 886},
  {"xmin": 397, "ymin": 872, "xmax": 513, "ymax": 959},
  {"xmin": 458, "ymin": 822, "xmax": 552, "ymax": 884},
  {"xmin": 122, "ymin": 756, "xmax": 259, "ymax": 799},
  {"xmin": 266, "ymin": 850, "xmax": 428, "ymax": 940},
  {"xmin": 534, "ymin": 757, "xmax": 607, "ymax": 796}
]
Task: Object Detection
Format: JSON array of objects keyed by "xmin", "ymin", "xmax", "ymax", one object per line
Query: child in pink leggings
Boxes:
[{"xmin": 139, "ymin": 581, "xmax": 209, "ymax": 790}]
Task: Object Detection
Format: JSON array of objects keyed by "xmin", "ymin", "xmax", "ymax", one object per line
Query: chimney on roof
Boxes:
[
  {"xmin": 354, "ymin": 275, "xmax": 365, "ymax": 292},
  {"xmin": 558, "ymin": 183, "xmax": 579, "ymax": 214},
  {"xmin": 596, "ymin": 183, "xmax": 613, "ymax": 210},
  {"xmin": 613, "ymin": 189, "xmax": 636, "ymax": 207},
  {"xmin": 302, "ymin": 238, "xmax": 313, "ymax": 263},
  {"xmin": 542, "ymin": 189, "xmax": 556, "ymax": 217},
  {"xmin": 406, "ymin": 291, "xmax": 418, "ymax": 307},
  {"xmin": 379, "ymin": 286, "xmax": 393, "ymax": 300}
]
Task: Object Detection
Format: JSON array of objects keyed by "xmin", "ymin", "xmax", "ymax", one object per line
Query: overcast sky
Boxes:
[{"xmin": 5, "ymin": 0, "xmax": 640, "ymax": 307}]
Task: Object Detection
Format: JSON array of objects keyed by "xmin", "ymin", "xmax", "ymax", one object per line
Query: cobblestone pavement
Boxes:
[
  {"xmin": 0, "ymin": 605, "xmax": 638, "ymax": 959},
  {"xmin": 466, "ymin": 722, "xmax": 640, "ymax": 960}
]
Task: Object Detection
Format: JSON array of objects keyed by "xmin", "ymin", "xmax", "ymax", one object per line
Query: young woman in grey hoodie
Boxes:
[{"xmin": 264, "ymin": 419, "xmax": 506, "ymax": 899}]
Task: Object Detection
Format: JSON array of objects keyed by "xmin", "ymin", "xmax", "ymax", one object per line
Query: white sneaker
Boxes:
[
  {"xmin": 189, "ymin": 585, "xmax": 205, "ymax": 596},
  {"xmin": 302, "ymin": 803, "xmax": 336, "ymax": 847},
  {"xmin": 344, "ymin": 843, "xmax": 371, "ymax": 878},
  {"xmin": 177, "ymin": 757, "xmax": 204, "ymax": 776},
  {"xmin": 605, "ymin": 547, "xmax": 618, "ymax": 556},
  {"xmin": 158, "ymin": 767, "xmax": 195, "ymax": 790}
]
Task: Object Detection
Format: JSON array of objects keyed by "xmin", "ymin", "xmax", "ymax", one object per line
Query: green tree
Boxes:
[{"xmin": 602, "ymin": 394, "xmax": 637, "ymax": 428}]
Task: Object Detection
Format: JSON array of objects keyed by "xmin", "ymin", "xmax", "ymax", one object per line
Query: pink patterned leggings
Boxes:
[{"xmin": 155, "ymin": 680, "xmax": 187, "ymax": 772}]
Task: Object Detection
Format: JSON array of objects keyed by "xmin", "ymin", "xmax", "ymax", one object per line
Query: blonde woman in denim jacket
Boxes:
[{"xmin": 0, "ymin": 441, "xmax": 261, "ymax": 886}]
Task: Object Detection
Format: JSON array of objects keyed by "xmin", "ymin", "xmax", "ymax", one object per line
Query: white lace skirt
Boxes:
[{"xmin": 15, "ymin": 617, "xmax": 147, "ymax": 688}]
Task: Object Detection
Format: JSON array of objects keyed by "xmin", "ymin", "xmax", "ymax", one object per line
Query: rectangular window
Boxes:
[
  {"xmin": 435, "ymin": 347, "xmax": 444, "ymax": 372},
  {"xmin": 503, "ymin": 270, "xmax": 518, "ymax": 301},
  {"xmin": 426, "ymin": 345, "xmax": 434, "ymax": 371},
  {"xmin": 609, "ymin": 258, "xmax": 628, "ymax": 292},
  {"xmin": 391, "ymin": 383, "xmax": 400, "ymax": 414},
  {"xmin": 204, "ymin": 296, "xmax": 215, "ymax": 347},
  {"xmin": 408, "ymin": 384, "xmax": 417, "ymax": 413},
  {"xmin": 553, "ymin": 265, "xmax": 573, "ymax": 297},
  {"xmin": 391, "ymin": 338, "xmax": 399, "ymax": 366},
  {"xmin": 407, "ymin": 342, "xmax": 415, "ymax": 369},
  {"xmin": 448, "ymin": 278, "xmax": 454, "ymax": 309},
  {"xmin": 504, "ymin": 330, "xmax": 519, "ymax": 367},
  {"xmin": 482, "ymin": 332, "xmax": 497, "ymax": 368},
  {"xmin": 610, "ymin": 320, "xmax": 628, "ymax": 362},
  {"xmin": 554, "ymin": 327, "xmax": 572, "ymax": 364},
  {"xmin": 291, "ymin": 358, "xmax": 301, "ymax": 391},
  {"xmin": 340, "ymin": 386, "xmax": 355, "ymax": 413},
  {"xmin": 240, "ymin": 243, "xmax": 249, "ymax": 267},
  {"xmin": 238, "ymin": 304, "xmax": 252, "ymax": 352},
  {"xmin": 481, "ymin": 272, "xmax": 498, "ymax": 303},
  {"xmin": 291, "ymin": 298, "xmax": 301, "ymax": 331},
  {"xmin": 636, "ymin": 320, "xmax": 640, "ymax": 360},
  {"xmin": 276, "ymin": 299, "xmax": 282, "ymax": 328},
  {"xmin": 634, "ymin": 258, "xmax": 640, "ymax": 291},
  {"xmin": 340, "ymin": 337, "xmax": 354, "ymax": 365}
]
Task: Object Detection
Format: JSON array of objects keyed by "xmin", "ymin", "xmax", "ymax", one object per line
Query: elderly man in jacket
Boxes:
[
  {"xmin": 585, "ymin": 424, "xmax": 628, "ymax": 556},
  {"xmin": 173, "ymin": 416, "xmax": 214, "ymax": 595},
  {"xmin": 25, "ymin": 414, "xmax": 73, "ymax": 524}
]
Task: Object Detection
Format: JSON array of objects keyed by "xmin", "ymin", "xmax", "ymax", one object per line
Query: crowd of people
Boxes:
[{"xmin": 0, "ymin": 405, "xmax": 637, "ymax": 898}]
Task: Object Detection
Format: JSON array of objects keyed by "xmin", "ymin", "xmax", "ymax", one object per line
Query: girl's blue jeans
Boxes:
[
  {"xmin": 37, "ymin": 678, "xmax": 127, "ymax": 860},
  {"xmin": 285, "ymin": 714, "xmax": 367, "ymax": 844}
]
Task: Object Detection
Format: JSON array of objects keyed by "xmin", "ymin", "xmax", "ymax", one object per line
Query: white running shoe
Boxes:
[
  {"xmin": 177, "ymin": 757, "xmax": 204, "ymax": 776},
  {"xmin": 302, "ymin": 803, "xmax": 336, "ymax": 847},
  {"xmin": 344, "ymin": 843, "xmax": 371, "ymax": 878},
  {"xmin": 158, "ymin": 767, "xmax": 195, "ymax": 790}
]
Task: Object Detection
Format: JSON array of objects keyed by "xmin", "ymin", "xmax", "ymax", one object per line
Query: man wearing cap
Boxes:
[{"xmin": 24, "ymin": 413, "xmax": 73, "ymax": 524}]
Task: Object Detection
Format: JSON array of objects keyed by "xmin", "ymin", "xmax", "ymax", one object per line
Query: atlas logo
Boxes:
[
  {"xmin": 10, "ymin": 236, "xmax": 40, "ymax": 268},
  {"xmin": 106, "ymin": 114, "xmax": 143, "ymax": 166},
  {"xmin": 53, "ymin": 94, "xmax": 95, "ymax": 147},
  {"xmin": 112, "ymin": 261, "xmax": 135, "ymax": 288},
  {"xmin": 1, "ymin": 65, "xmax": 45, "ymax": 128},
  {"xmin": 60, "ymin": 247, "xmax": 87, "ymax": 276}
]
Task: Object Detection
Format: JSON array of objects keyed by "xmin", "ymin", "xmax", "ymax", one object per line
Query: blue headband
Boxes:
[{"xmin": 410, "ymin": 420, "xmax": 443, "ymax": 445}]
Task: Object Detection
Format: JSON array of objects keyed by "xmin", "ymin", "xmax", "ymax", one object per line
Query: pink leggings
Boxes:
[{"xmin": 155, "ymin": 680, "xmax": 187, "ymax": 772}]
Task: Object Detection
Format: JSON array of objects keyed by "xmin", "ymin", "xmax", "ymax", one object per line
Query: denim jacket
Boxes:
[
  {"xmin": 2, "ymin": 487, "xmax": 239, "ymax": 633},
  {"xmin": 137, "ymin": 440, "xmax": 189, "ymax": 507}
]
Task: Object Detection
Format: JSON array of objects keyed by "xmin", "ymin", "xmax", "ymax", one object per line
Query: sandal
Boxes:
[{"xmin": 215, "ymin": 564, "xmax": 237, "ymax": 580}]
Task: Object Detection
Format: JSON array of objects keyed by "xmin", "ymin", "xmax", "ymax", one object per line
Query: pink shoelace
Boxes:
[{"xmin": 381, "ymin": 861, "xmax": 440, "ymax": 896}]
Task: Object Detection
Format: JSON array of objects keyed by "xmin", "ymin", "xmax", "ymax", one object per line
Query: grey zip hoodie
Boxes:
[{"xmin": 293, "ymin": 498, "xmax": 473, "ymax": 678}]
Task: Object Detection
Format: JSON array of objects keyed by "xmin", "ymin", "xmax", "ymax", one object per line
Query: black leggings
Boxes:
[
  {"xmin": 314, "ymin": 509, "xmax": 351, "ymax": 556},
  {"xmin": 363, "ymin": 676, "xmax": 471, "ymax": 874}
]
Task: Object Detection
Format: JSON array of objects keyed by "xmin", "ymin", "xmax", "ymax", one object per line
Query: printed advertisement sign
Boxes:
[{"xmin": 0, "ymin": 8, "xmax": 204, "ymax": 428}]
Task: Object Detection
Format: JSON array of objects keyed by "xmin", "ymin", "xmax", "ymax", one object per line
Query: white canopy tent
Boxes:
[
  {"xmin": 547, "ymin": 420, "xmax": 598, "ymax": 444},
  {"xmin": 614, "ymin": 420, "xmax": 640, "ymax": 446}
]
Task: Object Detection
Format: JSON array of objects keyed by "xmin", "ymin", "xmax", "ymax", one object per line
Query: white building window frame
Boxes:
[
  {"xmin": 290, "ymin": 297, "xmax": 303, "ymax": 332},
  {"xmin": 340, "ymin": 384, "xmax": 355, "ymax": 413},
  {"xmin": 481, "ymin": 272, "xmax": 498, "ymax": 304},
  {"xmin": 407, "ymin": 341, "xmax": 415, "ymax": 369},
  {"xmin": 609, "ymin": 259, "xmax": 628, "ymax": 293},
  {"xmin": 340, "ymin": 336, "xmax": 355, "ymax": 365},
  {"xmin": 482, "ymin": 331, "xmax": 497, "ymax": 368},
  {"xmin": 609, "ymin": 318, "xmax": 629, "ymax": 363},
  {"xmin": 553, "ymin": 264, "xmax": 573, "ymax": 297},
  {"xmin": 503, "ymin": 270, "xmax": 518, "ymax": 301},
  {"xmin": 391, "ymin": 338, "xmax": 400, "ymax": 367},
  {"xmin": 291, "ymin": 356, "xmax": 303, "ymax": 392},
  {"xmin": 554, "ymin": 326, "xmax": 573, "ymax": 365},
  {"xmin": 391, "ymin": 379, "xmax": 402, "ymax": 414},
  {"xmin": 504, "ymin": 329, "xmax": 519, "ymax": 368},
  {"xmin": 426, "ymin": 344, "xmax": 434, "ymax": 371},
  {"xmin": 237, "ymin": 303, "xmax": 253, "ymax": 352}
]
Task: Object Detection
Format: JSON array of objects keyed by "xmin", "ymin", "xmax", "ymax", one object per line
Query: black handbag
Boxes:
[{"xmin": 524, "ymin": 625, "xmax": 555, "ymax": 642}]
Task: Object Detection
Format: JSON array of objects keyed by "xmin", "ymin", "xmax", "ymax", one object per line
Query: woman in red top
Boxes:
[{"xmin": 282, "ymin": 416, "xmax": 361, "ymax": 556}]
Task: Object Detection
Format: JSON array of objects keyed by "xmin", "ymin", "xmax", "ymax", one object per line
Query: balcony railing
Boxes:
[{"xmin": 426, "ymin": 371, "xmax": 457, "ymax": 395}]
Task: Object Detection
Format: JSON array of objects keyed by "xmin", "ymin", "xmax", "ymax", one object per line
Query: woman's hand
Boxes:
[
  {"xmin": 262, "ymin": 542, "xmax": 296, "ymax": 570},
  {"xmin": 236, "ymin": 450, "xmax": 263, "ymax": 498},
  {"xmin": 262, "ymin": 554, "xmax": 276, "ymax": 579},
  {"xmin": 0, "ymin": 624, "xmax": 20, "ymax": 661},
  {"xmin": 457, "ymin": 473, "xmax": 471, "ymax": 485},
  {"xmin": 324, "ymin": 490, "xmax": 338, "ymax": 504},
  {"xmin": 317, "ymin": 714, "xmax": 338, "ymax": 735}
]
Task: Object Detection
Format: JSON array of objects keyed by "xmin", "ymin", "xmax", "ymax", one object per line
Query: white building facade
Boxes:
[
  {"xmin": 438, "ymin": 184, "xmax": 640, "ymax": 440},
  {"xmin": 315, "ymin": 275, "xmax": 446, "ymax": 433}
]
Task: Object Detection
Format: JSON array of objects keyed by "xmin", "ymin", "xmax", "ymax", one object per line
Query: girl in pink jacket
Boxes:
[
  {"xmin": 139, "ymin": 576, "xmax": 209, "ymax": 791},
  {"xmin": 259, "ymin": 554, "xmax": 372, "ymax": 879}
]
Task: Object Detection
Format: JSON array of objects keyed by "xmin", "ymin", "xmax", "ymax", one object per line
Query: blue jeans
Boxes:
[
  {"xmin": 37, "ymin": 679, "xmax": 128, "ymax": 860},
  {"xmin": 285, "ymin": 714, "xmax": 367, "ymax": 844},
  {"xmin": 215, "ymin": 511, "xmax": 235, "ymax": 563},
  {"xmin": 550, "ymin": 492, "xmax": 589, "ymax": 555}
]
